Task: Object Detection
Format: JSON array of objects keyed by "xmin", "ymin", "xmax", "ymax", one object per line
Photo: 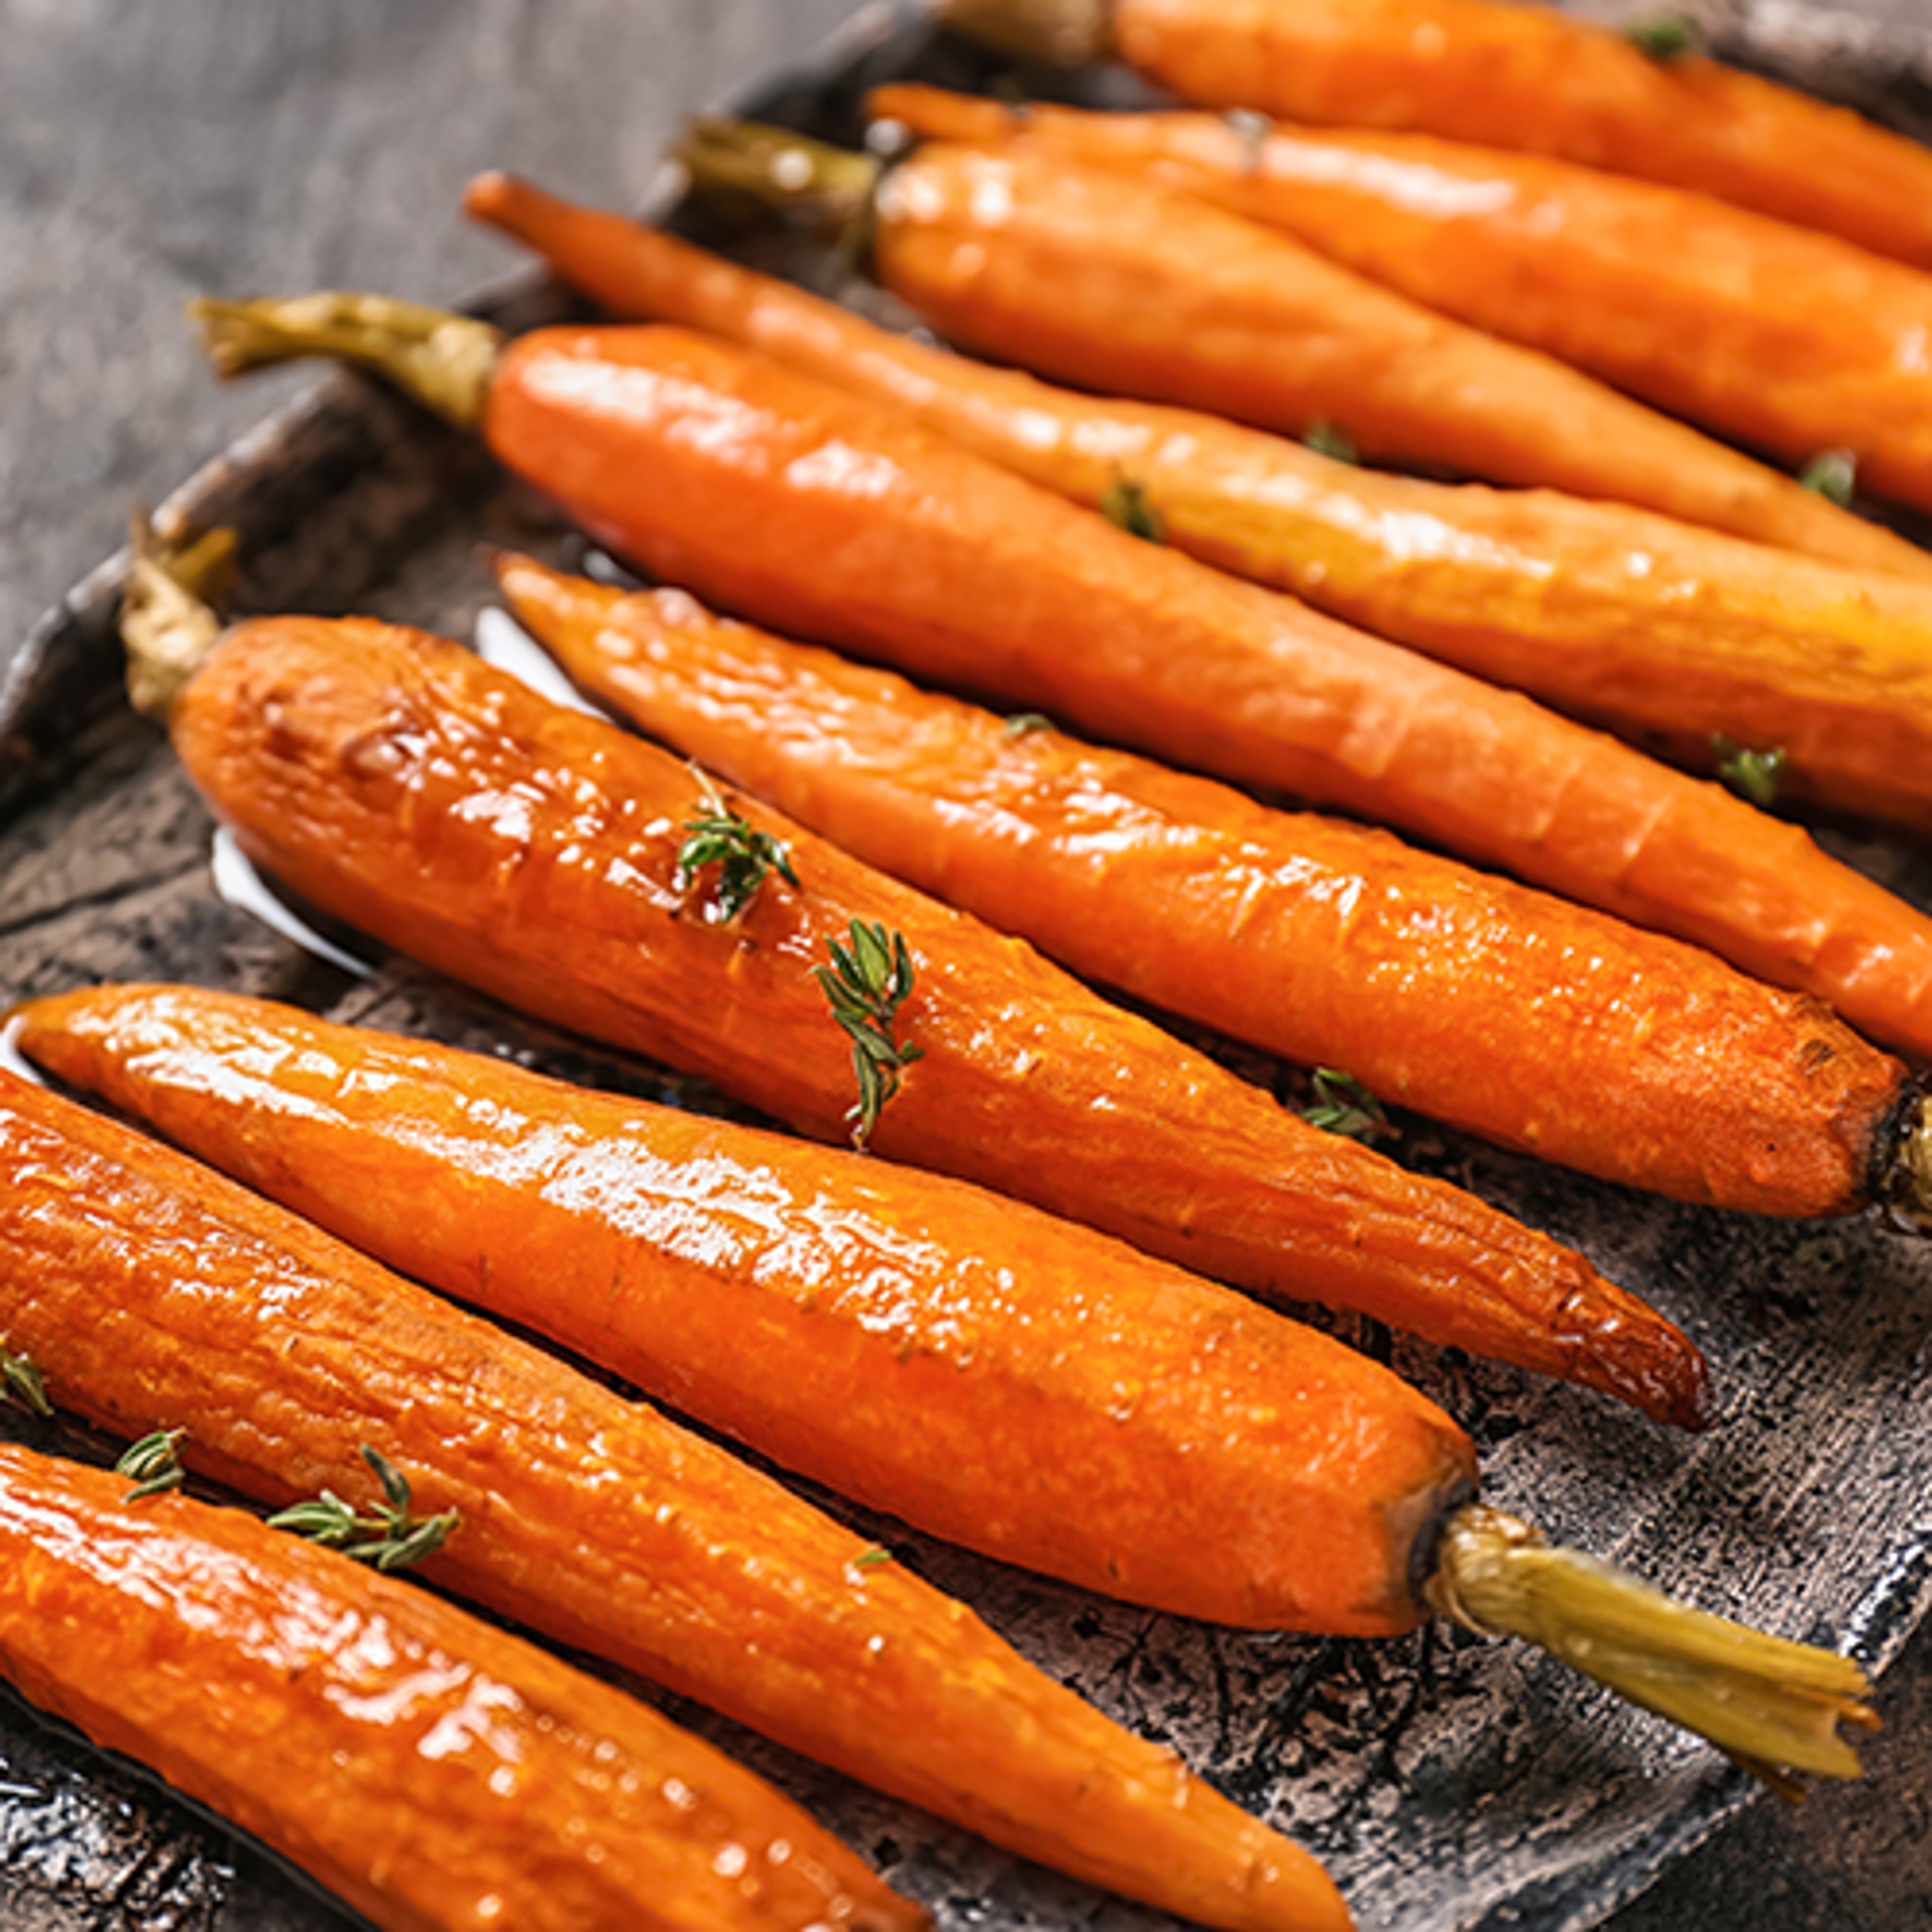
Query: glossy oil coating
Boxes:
[
  {"xmin": 0, "ymin": 1068, "xmax": 1351, "ymax": 1932},
  {"xmin": 495, "ymin": 554, "xmax": 1899, "ymax": 1226},
  {"xmin": 476, "ymin": 324, "xmax": 1932, "ymax": 1064},
  {"xmin": 1110, "ymin": 0, "xmax": 1932, "ymax": 268},
  {"xmin": 164, "ymin": 608, "xmax": 1701, "ymax": 1425},
  {"xmin": 0, "ymin": 1443, "xmax": 922, "ymax": 1932},
  {"xmin": 464, "ymin": 169, "xmax": 1932, "ymax": 831},
  {"xmin": 16, "ymin": 982, "xmax": 1476, "ymax": 1630}
]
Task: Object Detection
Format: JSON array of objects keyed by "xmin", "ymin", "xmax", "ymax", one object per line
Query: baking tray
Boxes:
[{"xmin": 6, "ymin": 5, "xmax": 1932, "ymax": 1929}]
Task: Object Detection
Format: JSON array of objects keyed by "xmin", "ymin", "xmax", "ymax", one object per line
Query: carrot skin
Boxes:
[
  {"xmin": 0, "ymin": 1443, "xmax": 923, "ymax": 1932},
  {"xmin": 0, "ymin": 1066, "xmax": 1353, "ymax": 1932},
  {"xmin": 493, "ymin": 552, "xmax": 1900, "ymax": 1227},
  {"xmin": 13, "ymin": 980, "xmax": 1478, "ymax": 1628},
  {"xmin": 1105, "ymin": 0, "xmax": 1932, "ymax": 269},
  {"xmin": 462, "ymin": 169, "xmax": 1932, "ymax": 829},
  {"xmin": 912, "ymin": 92, "xmax": 1932, "ymax": 518},
  {"xmin": 474, "ymin": 321, "xmax": 1932, "ymax": 1065},
  {"xmin": 160, "ymin": 606, "xmax": 1704, "ymax": 1423}
]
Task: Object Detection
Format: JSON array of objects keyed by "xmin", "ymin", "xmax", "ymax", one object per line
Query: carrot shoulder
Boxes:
[
  {"xmin": 461, "ymin": 168, "xmax": 1932, "ymax": 831},
  {"xmin": 492, "ymin": 551, "xmax": 1906, "ymax": 1225},
  {"xmin": 0, "ymin": 1443, "xmax": 922, "ymax": 1932},
  {"xmin": 0, "ymin": 1065, "xmax": 1352, "ymax": 1932},
  {"xmin": 150, "ymin": 600, "xmax": 1703, "ymax": 1422}
]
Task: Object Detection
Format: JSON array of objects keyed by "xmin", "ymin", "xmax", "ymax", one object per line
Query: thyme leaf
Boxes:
[
  {"xmin": 1713, "ymin": 735, "xmax": 1787, "ymax": 809},
  {"xmin": 1301, "ymin": 1068, "xmax": 1394, "ymax": 1144},
  {"xmin": 1303, "ymin": 420, "xmax": 1359, "ymax": 466},
  {"xmin": 1100, "ymin": 475, "xmax": 1166, "ymax": 543},
  {"xmin": 815, "ymin": 920, "xmax": 924, "ymax": 1149},
  {"xmin": 676, "ymin": 768, "xmax": 799, "ymax": 924},
  {"xmin": 115, "ymin": 1427, "xmax": 187, "ymax": 1502},
  {"xmin": 850, "ymin": 1544, "xmax": 895, "ymax": 1572},
  {"xmin": 0, "ymin": 1345, "xmax": 52, "ymax": 1419},
  {"xmin": 1797, "ymin": 447, "xmax": 1858, "ymax": 509},
  {"xmin": 268, "ymin": 1444, "xmax": 459, "ymax": 1573},
  {"xmin": 1002, "ymin": 711, "xmax": 1055, "ymax": 739},
  {"xmin": 1625, "ymin": 14, "xmax": 1701, "ymax": 60}
]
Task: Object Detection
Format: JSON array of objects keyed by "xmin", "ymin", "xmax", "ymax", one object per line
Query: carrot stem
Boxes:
[{"xmin": 931, "ymin": 0, "xmax": 1110, "ymax": 64}]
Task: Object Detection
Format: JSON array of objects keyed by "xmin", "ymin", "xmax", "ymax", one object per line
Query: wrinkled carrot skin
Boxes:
[
  {"xmin": 0, "ymin": 1069, "xmax": 1352, "ymax": 1932},
  {"xmin": 474, "ymin": 323, "xmax": 1932, "ymax": 1064},
  {"xmin": 0, "ymin": 1444, "xmax": 920, "ymax": 1932},
  {"xmin": 850, "ymin": 136, "xmax": 1913, "ymax": 575},
  {"xmin": 496, "ymin": 553, "xmax": 1900, "ymax": 1229},
  {"xmin": 163, "ymin": 608, "xmax": 1696, "ymax": 1425},
  {"xmin": 1106, "ymin": 0, "xmax": 1932, "ymax": 269},
  {"xmin": 919, "ymin": 92, "xmax": 1932, "ymax": 519},
  {"xmin": 15, "ymin": 981, "xmax": 1483, "ymax": 1622},
  {"xmin": 463, "ymin": 170, "xmax": 1932, "ymax": 827}
]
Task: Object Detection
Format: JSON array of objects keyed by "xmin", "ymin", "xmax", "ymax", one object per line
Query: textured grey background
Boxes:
[{"xmin": 2, "ymin": 1, "xmax": 1929, "ymax": 1926}]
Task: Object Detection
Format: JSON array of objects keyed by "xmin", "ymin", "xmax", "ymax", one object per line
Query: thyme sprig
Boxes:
[
  {"xmin": 1303, "ymin": 420, "xmax": 1359, "ymax": 466},
  {"xmin": 1301, "ymin": 1067, "xmax": 1394, "ymax": 1144},
  {"xmin": 676, "ymin": 767, "xmax": 799, "ymax": 925},
  {"xmin": 1625, "ymin": 14, "xmax": 1702, "ymax": 61},
  {"xmin": 268, "ymin": 1445, "xmax": 458, "ymax": 1574},
  {"xmin": 815, "ymin": 920, "xmax": 924, "ymax": 1149},
  {"xmin": 0, "ymin": 1345, "xmax": 52, "ymax": 1419},
  {"xmin": 1713, "ymin": 735, "xmax": 1788, "ymax": 810},
  {"xmin": 1100, "ymin": 475, "xmax": 1166, "ymax": 543},
  {"xmin": 1798, "ymin": 447, "xmax": 1858, "ymax": 509},
  {"xmin": 1002, "ymin": 711, "xmax": 1055, "ymax": 739},
  {"xmin": 115, "ymin": 1428, "xmax": 187, "ymax": 1503}
]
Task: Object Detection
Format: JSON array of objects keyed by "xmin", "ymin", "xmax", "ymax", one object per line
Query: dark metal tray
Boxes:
[{"xmin": 6, "ymin": 6, "xmax": 1932, "ymax": 1930}]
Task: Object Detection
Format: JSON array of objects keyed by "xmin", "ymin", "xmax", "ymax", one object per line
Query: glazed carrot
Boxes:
[
  {"xmin": 0, "ymin": 1443, "xmax": 922, "ymax": 1932},
  {"xmin": 935, "ymin": 0, "xmax": 1932, "ymax": 269},
  {"xmin": 660, "ymin": 116, "xmax": 1921, "ymax": 577},
  {"xmin": 189, "ymin": 300, "xmax": 1932, "ymax": 1061},
  {"xmin": 464, "ymin": 168, "xmax": 1932, "ymax": 829},
  {"xmin": 878, "ymin": 88, "xmax": 1932, "ymax": 518},
  {"xmin": 490, "ymin": 550, "xmax": 1915, "ymax": 1222},
  {"xmin": 0, "ymin": 1064, "xmax": 1353, "ymax": 1932},
  {"xmin": 117, "ymin": 558, "xmax": 1703, "ymax": 1426},
  {"xmin": 0, "ymin": 1029, "xmax": 1883, "ymax": 1796}
]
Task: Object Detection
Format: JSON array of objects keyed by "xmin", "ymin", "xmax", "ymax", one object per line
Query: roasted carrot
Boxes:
[
  {"xmin": 0, "ymin": 1063, "xmax": 1356, "ymax": 1932},
  {"xmin": 879, "ymin": 87, "xmax": 1932, "ymax": 519},
  {"xmin": 934, "ymin": 0, "xmax": 1932, "ymax": 270},
  {"xmin": 658, "ymin": 114, "xmax": 1923, "ymax": 578},
  {"xmin": 464, "ymin": 168, "xmax": 1932, "ymax": 829},
  {"xmin": 488, "ymin": 550, "xmax": 1919, "ymax": 1224},
  {"xmin": 188, "ymin": 300, "xmax": 1932, "ymax": 1061},
  {"xmin": 115, "ymin": 549, "xmax": 1702, "ymax": 1425},
  {"xmin": 0, "ymin": 1442, "xmax": 921, "ymax": 1932},
  {"xmin": 0, "ymin": 1051, "xmax": 1883, "ymax": 1796}
]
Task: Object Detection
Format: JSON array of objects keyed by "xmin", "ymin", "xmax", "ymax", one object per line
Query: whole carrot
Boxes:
[
  {"xmin": 464, "ymin": 168, "xmax": 1932, "ymax": 830},
  {"xmin": 187, "ymin": 300, "xmax": 1932, "ymax": 1062},
  {"xmin": 662, "ymin": 114, "xmax": 1921, "ymax": 577},
  {"xmin": 0, "ymin": 1063, "xmax": 1353, "ymax": 1932},
  {"xmin": 0, "ymin": 1442, "xmax": 923, "ymax": 1932},
  {"xmin": 490, "ymin": 550, "xmax": 1918, "ymax": 1224},
  {"xmin": 934, "ymin": 0, "xmax": 1932, "ymax": 269},
  {"xmin": 116, "ymin": 543, "xmax": 1700, "ymax": 1424},
  {"xmin": 882, "ymin": 87, "xmax": 1932, "ymax": 518},
  {"xmin": 0, "ymin": 1031, "xmax": 1882, "ymax": 1797}
]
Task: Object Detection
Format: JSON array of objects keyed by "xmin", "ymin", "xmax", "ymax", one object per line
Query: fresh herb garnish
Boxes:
[
  {"xmin": 1303, "ymin": 421, "xmax": 1359, "ymax": 466},
  {"xmin": 850, "ymin": 1544, "xmax": 895, "ymax": 1572},
  {"xmin": 1100, "ymin": 475, "xmax": 1166, "ymax": 543},
  {"xmin": 0, "ymin": 1345, "xmax": 51, "ymax": 1418},
  {"xmin": 1713, "ymin": 736, "xmax": 1788, "ymax": 809},
  {"xmin": 115, "ymin": 1427, "xmax": 187, "ymax": 1502},
  {"xmin": 1301, "ymin": 1068, "xmax": 1394, "ymax": 1144},
  {"xmin": 1797, "ymin": 447, "xmax": 1858, "ymax": 509},
  {"xmin": 1624, "ymin": 14, "xmax": 1701, "ymax": 61},
  {"xmin": 815, "ymin": 920, "xmax": 925, "ymax": 1149},
  {"xmin": 1002, "ymin": 711, "xmax": 1055, "ymax": 739},
  {"xmin": 268, "ymin": 1444, "xmax": 458, "ymax": 1574},
  {"xmin": 676, "ymin": 767, "xmax": 799, "ymax": 924}
]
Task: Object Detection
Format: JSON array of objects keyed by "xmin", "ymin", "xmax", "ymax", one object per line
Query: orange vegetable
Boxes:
[
  {"xmin": 0, "ymin": 1442, "xmax": 922, "ymax": 1932},
  {"xmin": 0, "ymin": 1063, "xmax": 1352, "ymax": 1932},
  {"xmin": 492, "ymin": 550, "xmax": 1913, "ymax": 1225},
  {"xmin": 936, "ymin": 0, "xmax": 1932, "ymax": 269},
  {"xmin": 130, "ymin": 585, "xmax": 1697, "ymax": 1422},
  {"xmin": 878, "ymin": 87, "xmax": 1932, "ymax": 518},
  {"xmin": 464, "ymin": 168, "xmax": 1932, "ymax": 830}
]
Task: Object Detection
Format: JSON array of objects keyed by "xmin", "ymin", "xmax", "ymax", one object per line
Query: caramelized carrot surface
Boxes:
[
  {"xmin": 15, "ymin": 980, "xmax": 1481, "ymax": 1626},
  {"xmin": 0, "ymin": 1443, "xmax": 922, "ymax": 1932},
  {"xmin": 886, "ymin": 90, "xmax": 1932, "ymax": 517},
  {"xmin": 464, "ymin": 169, "xmax": 1932, "ymax": 827},
  {"xmin": 493, "ymin": 553, "xmax": 1903, "ymax": 1222},
  {"xmin": 472, "ymin": 323, "xmax": 1932, "ymax": 1064},
  {"xmin": 0, "ymin": 1066, "xmax": 1354, "ymax": 1932},
  {"xmin": 158, "ymin": 607, "xmax": 1701, "ymax": 1421}
]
